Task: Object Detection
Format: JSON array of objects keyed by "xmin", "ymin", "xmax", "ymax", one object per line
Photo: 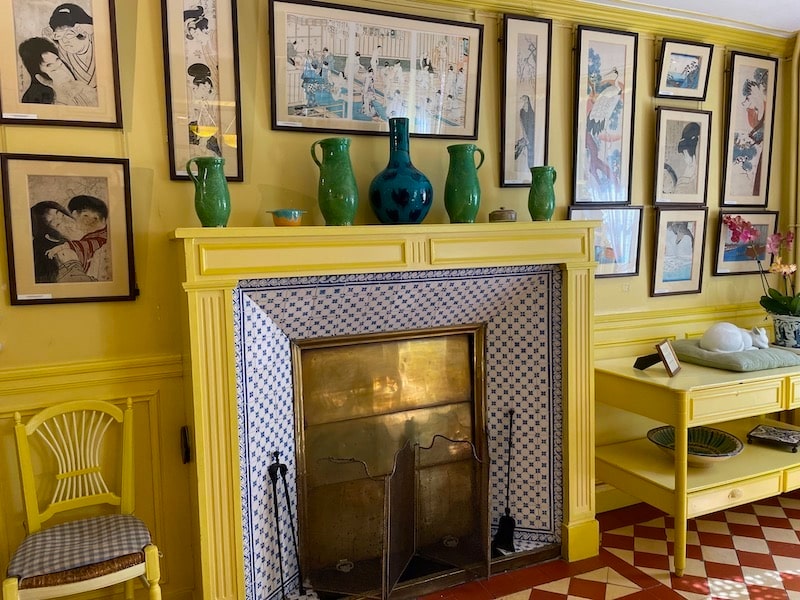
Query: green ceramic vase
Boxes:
[
  {"xmin": 311, "ymin": 137, "xmax": 359, "ymax": 226},
  {"xmin": 186, "ymin": 156, "xmax": 231, "ymax": 227},
  {"xmin": 444, "ymin": 144, "xmax": 485, "ymax": 223},
  {"xmin": 528, "ymin": 165, "xmax": 557, "ymax": 221}
]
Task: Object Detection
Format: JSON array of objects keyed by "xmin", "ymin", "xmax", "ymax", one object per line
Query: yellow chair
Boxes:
[{"xmin": 2, "ymin": 399, "xmax": 161, "ymax": 600}]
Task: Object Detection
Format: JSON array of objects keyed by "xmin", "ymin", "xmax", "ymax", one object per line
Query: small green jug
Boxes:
[
  {"xmin": 186, "ymin": 156, "xmax": 231, "ymax": 227},
  {"xmin": 528, "ymin": 166, "xmax": 556, "ymax": 221},
  {"xmin": 444, "ymin": 144, "xmax": 485, "ymax": 223},
  {"xmin": 311, "ymin": 137, "xmax": 359, "ymax": 226}
]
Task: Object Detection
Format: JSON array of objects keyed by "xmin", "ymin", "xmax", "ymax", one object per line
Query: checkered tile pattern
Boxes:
[
  {"xmin": 418, "ymin": 491, "xmax": 800, "ymax": 600},
  {"xmin": 6, "ymin": 514, "xmax": 150, "ymax": 580}
]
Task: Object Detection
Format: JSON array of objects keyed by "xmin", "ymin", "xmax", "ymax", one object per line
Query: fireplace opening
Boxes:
[{"xmin": 292, "ymin": 324, "xmax": 490, "ymax": 597}]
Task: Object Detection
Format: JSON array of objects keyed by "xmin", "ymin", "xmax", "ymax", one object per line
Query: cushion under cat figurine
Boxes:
[{"xmin": 699, "ymin": 322, "xmax": 769, "ymax": 353}]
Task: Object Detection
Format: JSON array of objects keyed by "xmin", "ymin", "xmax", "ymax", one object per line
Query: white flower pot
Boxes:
[{"xmin": 771, "ymin": 314, "xmax": 800, "ymax": 348}]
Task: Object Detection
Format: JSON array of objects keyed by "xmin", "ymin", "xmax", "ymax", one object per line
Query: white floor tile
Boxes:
[
  {"xmin": 731, "ymin": 535, "xmax": 770, "ymax": 553},
  {"xmin": 701, "ymin": 546, "xmax": 739, "ymax": 565}
]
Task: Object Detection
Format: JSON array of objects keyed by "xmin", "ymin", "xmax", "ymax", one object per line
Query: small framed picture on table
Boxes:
[{"xmin": 656, "ymin": 339, "xmax": 682, "ymax": 376}]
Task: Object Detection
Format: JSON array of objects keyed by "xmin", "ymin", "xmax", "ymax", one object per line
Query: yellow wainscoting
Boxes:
[{"xmin": 0, "ymin": 356, "xmax": 195, "ymax": 600}]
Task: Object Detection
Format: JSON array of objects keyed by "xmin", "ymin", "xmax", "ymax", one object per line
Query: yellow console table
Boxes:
[{"xmin": 595, "ymin": 357, "xmax": 800, "ymax": 575}]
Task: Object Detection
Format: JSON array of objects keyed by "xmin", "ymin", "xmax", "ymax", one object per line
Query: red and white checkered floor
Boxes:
[{"xmin": 420, "ymin": 491, "xmax": 800, "ymax": 599}]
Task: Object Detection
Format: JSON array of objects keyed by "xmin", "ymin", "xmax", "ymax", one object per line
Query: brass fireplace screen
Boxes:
[{"xmin": 292, "ymin": 325, "xmax": 489, "ymax": 598}]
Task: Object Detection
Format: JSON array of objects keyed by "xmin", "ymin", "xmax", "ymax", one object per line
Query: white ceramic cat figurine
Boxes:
[{"xmin": 699, "ymin": 322, "xmax": 769, "ymax": 353}]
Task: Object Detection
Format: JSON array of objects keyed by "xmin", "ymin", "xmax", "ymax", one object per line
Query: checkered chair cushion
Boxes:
[{"xmin": 7, "ymin": 514, "xmax": 151, "ymax": 583}]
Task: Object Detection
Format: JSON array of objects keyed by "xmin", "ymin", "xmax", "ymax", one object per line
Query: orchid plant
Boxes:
[{"xmin": 723, "ymin": 215, "xmax": 798, "ymax": 316}]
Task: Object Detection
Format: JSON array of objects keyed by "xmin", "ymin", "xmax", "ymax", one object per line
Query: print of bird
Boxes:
[
  {"xmin": 514, "ymin": 94, "xmax": 535, "ymax": 168},
  {"xmin": 587, "ymin": 67, "xmax": 622, "ymax": 136}
]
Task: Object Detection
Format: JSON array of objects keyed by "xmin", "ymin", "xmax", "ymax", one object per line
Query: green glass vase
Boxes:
[
  {"xmin": 186, "ymin": 156, "xmax": 231, "ymax": 227},
  {"xmin": 311, "ymin": 137, "xmax": 359, "ymax": 226},
  {"xmin": 444, "ymin": 144, "xmax": 485, "ymax": 223},
  {"xmin": 528, "ymin": 165, "xmax": 557, "ymax": 221}
]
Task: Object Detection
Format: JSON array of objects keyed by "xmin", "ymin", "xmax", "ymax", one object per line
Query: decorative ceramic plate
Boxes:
[{"xmin": 646, "ymin": 425, "xmax": 744, "ymax": 467}]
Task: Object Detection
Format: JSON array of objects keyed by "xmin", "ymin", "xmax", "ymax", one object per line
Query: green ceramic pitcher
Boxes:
[
  {"xmin": 444, "ymin": 143, "xmax": 485, "ymax": 223},
  {"xmin": 311, "ymin": 137, "xmax": 358, "ymax": 226},
  {"xmin": 186, "ymin": 156, "xmax": 230, "ymax": 227},
  {"xmin": 528, "ymin": 166, "xmax": 556, "ymax": 221}
]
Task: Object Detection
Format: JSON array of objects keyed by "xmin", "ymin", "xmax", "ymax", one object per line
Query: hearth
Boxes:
[{"xmin": 292, "ymin": 325, "xmax": 489, "ymax": 597}]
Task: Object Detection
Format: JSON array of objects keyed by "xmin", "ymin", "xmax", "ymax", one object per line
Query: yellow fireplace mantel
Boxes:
[{"xmin": 173, "ymin": 222, "xmax": 599, "ymax": 600}]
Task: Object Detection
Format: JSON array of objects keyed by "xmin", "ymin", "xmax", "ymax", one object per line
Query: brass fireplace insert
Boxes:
[{"xmin": 292, "ymin": 324, "xmax": 489, "ymax": 598}]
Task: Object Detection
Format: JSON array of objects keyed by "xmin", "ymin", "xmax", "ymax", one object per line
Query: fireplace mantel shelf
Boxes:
[
  {"xmin": 173, "ymin": 222, "xmax": 600, "ymax": 600},
  {"xmin": 173, "ymin": 222, "xmax": 599, "ymax": 286}
]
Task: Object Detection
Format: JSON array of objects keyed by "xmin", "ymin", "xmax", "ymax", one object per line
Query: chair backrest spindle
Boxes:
[{"xmin": 14, "ymin": 399, "xmax": 133, "ymax": 533}]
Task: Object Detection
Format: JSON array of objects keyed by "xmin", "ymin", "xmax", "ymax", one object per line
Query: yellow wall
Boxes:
[
  {"xmin": 0, "ymin": 0, "xmax": 797, "ymax": 595},
  {"xmin": 0, "ymin": 1, "xmax": 795, "ymax": 369}
]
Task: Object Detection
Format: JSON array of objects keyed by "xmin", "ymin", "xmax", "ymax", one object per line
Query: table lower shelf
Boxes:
[{"xmin": 596, "ymin": 417, "xmax": 800, "ymax": 518}]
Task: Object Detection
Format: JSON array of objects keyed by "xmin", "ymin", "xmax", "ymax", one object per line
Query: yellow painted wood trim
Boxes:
[
  {"xmin": 426, "ymin": 0, "xmax": 793, "ymax": 55},
  {"xmin": 0, "ymin": 355, "xmax": 183, "ymax": 395},
  {"xmin": 175, "ymin": 223, "xmax": 601, "ymax": 598},
  {"xmin": 561, "ymin": 518, "xmax": 600, "ymax": 561},
  {"xmin": 186, "ymin": 288, "xmax": 245, "ymax": 600},
  {"xmin": 359, "ymin": 0, "xmax": 793, "ymax": 53},
  {"xmin": 595, "ymin": 304, "xmax": 766, "ymax": 329},
  {"xmin": 595, "ymin": 483, "xmax": 638, "ymax": 514},
  {"xmin": 561, "ymin": 265, "xmax": 600, "ymax": 559}
]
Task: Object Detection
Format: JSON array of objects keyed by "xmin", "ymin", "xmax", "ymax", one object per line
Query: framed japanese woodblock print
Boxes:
[
  {"xmin": 651, "ymin": 207, "xmax": 707, "ymax": 297},
  {"xmin": 714, "ymin": 210, "xmax": 777, "ymax": 275},
  {"xmin": 161, "ymin": 0, "xmax": 244, "ymax": 180},
  {"xmin": 0, "ymin": 0, "xmax": 122, "ymax": 127},
  {"xmin": 655, "ymin": 38, "xmax": 713, "ymax": 101},
  {"xmin": 572, "ymin": 25, "xmax": 638, "ymax": 204},
  {"xmin": 721, "ymin": 51, "xmax": 778, "ymax": 207},
  {"xmin": 568, "ymin": 205, "xmax": 642, "ymax": 277},
  {"xmin": 269, "ymin": 0, "xmax": 483, "ymax": 138},
  {"xmin": 654, "ymin": 107, "xmax": 711, "ymax": 206},
  {"xmin": 500, "ymin": 14, "xmax": 551, "ymax": 187},
  {"xmin": 1, "ymin": 153, "xmax": 136, "ymax": 305}
]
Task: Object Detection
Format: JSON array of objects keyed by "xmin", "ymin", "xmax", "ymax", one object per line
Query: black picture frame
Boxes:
[
  {"xmin": 161, "ymin": 0, "xmax": 244, "ymax": 181},
  {"xmin": 651, "ymin": 207, "xmax": 708, "ymax": 297},
  {"xmin": 655, "ymin": 38, "xmax": 714, "ymax": 101},
  {"xmin": 499, "ymin": 14, "xmax": 552, "ymax": 187},
  {"xmin": 1, "ymin": 153, "xmax": 136, "ymax": 305},
  {"xmin": 653, "ymin": 107, "xmax": 712, "ymax": 206},
  {"xmin": 721, "ymin": 51, "xmax": 778, "ymax": 207},
  {"xmin": 268, "ymin": 0, "xmax": 484, "ymax": 138},
  {"xmin": 0, "ymin": 0, "xmax": 123, "ymax": 128},
  {"xmin": 572, "ymin": 25, "xmax": 638, "ymax": 205},
  {"xmin": 714, "ymin": 210, "xmax": 778, "ymax": 276},
  {"xmin": 568, "ymin": 205, "xmax": 643, "ymax": 278}
]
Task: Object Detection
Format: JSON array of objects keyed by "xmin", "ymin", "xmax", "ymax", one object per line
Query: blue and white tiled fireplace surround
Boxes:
[{"xmin": 235, "ymin": 265, "xmax": 563, "ymax": 600}]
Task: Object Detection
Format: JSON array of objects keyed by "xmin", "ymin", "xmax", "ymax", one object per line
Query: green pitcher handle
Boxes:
[
  {"xmin": 310, "ymin": 141, "xmax": 322, "ymax": 168},
  {"xmin": 551, "ymin": 168, "xmax": 557, "ymax": 184},
  {"xmin": 186, "ymin": 157, "xmax": 199, "ymax": 184},
  {"xmin": 474, "ymin": 147, "xmax": 485, "ymax": 171}
]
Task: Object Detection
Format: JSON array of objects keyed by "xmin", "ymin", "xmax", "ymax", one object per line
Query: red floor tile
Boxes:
[
  {"xmin": 700, "ymin": 561, "xmax": 745, "ymax": 582},
  {"xmin": 744, "ymin": 585, "xmax": 789, "ymax": 599},
  {"xmin": 736, "ymin": 549, "xmax": 777, "ymax": 569},
  {"xmin": 433, "ymin": 492, "xmax": 800, "ymax": 600}
]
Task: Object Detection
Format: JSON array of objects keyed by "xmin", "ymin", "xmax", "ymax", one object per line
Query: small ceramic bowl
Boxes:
[
  {"xmin": 647, "ymin": 425, "xmax": 744, "ymax": 467},
  {"xmin": 267, "ymin": 209, "xmax": 306, "ymax": 227},
  {"xmin": 489, "ymin": 207, "xmax": 517, "ymax": 222}
]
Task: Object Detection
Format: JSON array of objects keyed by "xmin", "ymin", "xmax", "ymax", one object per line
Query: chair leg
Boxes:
[
  {"xmin": 144, "ymin": 544, "xmax": 162, "ymax": 600},
  {"xmin": 2, "ymin": 577, "xmax": 19, "ymax": 600},
  {"xmin": 125, "ymin": 579, "xmax": 134, "ymax": 600}
]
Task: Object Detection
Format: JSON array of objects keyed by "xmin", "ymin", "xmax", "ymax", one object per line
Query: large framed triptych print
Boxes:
[{"xmin": 268, "ymin": 0, "xmax": 483, "ymax": 138}]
